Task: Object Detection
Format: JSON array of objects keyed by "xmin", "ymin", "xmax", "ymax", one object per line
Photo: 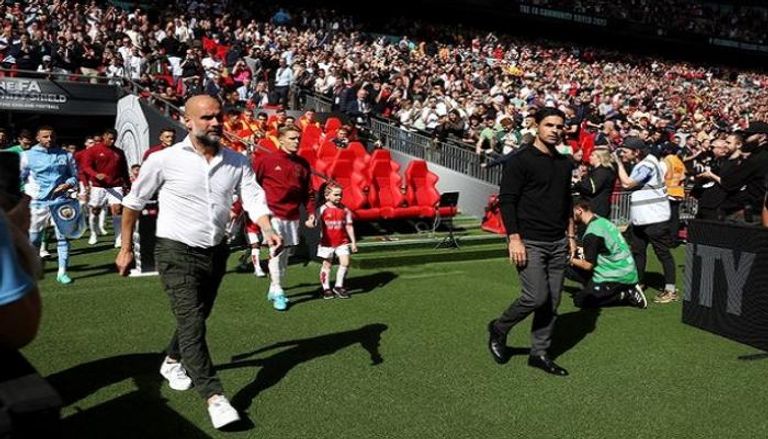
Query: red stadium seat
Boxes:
[
  {"xmin": 369, "ymin": 149, "xmax": 401, "ymax": 173},
  {"xmin": 327, "ymin": 159, "xmax": 373, "ymax": 213},
  {"xmin": 346, "ymin": 141, "xmax": 370, "ymax": 172},
  {"xmin": 404, "ymin": 160, "xmax": 457, "ymax": 218},
  {"xmin": 481, "ymin": 194, "xmax": 506, "ymax": 235},
  {"xmin": 324, "ymin": 117, "xmax": 342, "ymax": 133},
  {"xmin": 368, "ymin": 161, "xmax": 422, "ymax": 220},
  {"xmin": 301, "ymin": 124, "xmax": 322, "ymax": 149}
]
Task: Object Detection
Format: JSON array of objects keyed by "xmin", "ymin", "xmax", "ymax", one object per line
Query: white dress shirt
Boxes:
[{"xmin": 123, "ymin": 136, "xmax": 271, "ymax": 248}]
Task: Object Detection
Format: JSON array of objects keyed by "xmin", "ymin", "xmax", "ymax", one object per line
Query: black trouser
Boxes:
[
  {"xmin": 576, "ymin": 279, "xmax": 634, "ymax": 308},
  {"xmin": 495, "ymin": 238, "xmax": 569, "ymax": 356},
  {"xmin": 628, "ymin": 222, "xmax": 676, "ymax": 287},
  {"xmin": 668, "ymin": 199, "xmax": 681, "ymax": 243},
  {"xmin": 155, "ymin": 238, "xmax": 229, "ymax": 399}
]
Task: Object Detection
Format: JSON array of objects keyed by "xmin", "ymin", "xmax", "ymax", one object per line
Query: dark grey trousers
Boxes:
[
  {"xmin": 156, "ymin": 238, "xmax": 229, "ymax": 399},
  {"xmin": 495, "ymin": 238, "xmax": 569, "ymax": 356}
]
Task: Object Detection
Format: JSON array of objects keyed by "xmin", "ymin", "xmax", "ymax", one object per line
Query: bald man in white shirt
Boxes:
[{"xmin": 117, "ymin": 95, "xmax": 281, "ymax": 429}]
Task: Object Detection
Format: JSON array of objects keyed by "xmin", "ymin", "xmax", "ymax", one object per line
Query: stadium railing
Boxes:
[
  {"xmin": 368, "ymin": 116, "xmax": 503, "ymax": 185},
  {"xmin": 610, "ymin": 191, "xmax": 698, "ymax": 225}
]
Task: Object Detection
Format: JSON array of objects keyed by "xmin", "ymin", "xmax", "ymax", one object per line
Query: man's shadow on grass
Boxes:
[
  {"xmin": 218, "ymin": 323, "xmax": 388, "ymax": 415},
  {"xmin": 285, "ymin": 271, "xmax": 397, "ymax": 307},
  {"xmin": 549, "ymin": 308, "xmax": 601, "ymax": 360},
  {"xmin": 46, "ymin": 352, "xmax": 219, "ymax": 438}
]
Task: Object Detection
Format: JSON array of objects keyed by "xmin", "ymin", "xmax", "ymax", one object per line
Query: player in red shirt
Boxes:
[
  {"xmin": 252, "ymin": 125, "xmax": 315, "ymax": 311},
  {"xmin": 308, "ymin": 183, "xmax": 358, "ymax": 299},
  {"xmin": 142, "ymin": 128, "xmax": 177, "ymax": 161},
  {"xmin": 80, "ymin": 128, "xmax": 130, "ymax": 247}
]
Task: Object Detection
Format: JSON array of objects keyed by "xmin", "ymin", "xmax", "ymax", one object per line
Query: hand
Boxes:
[
  {"xmin": 53, "ymin": 183, "xmax": 71, "ymax": 194},
  {"xmin": 115, "ymin": 248, "xmax": 134, "ymax": 276},
  {"xmin": 350, "ymin": 243, "xmax": 358, "ymax": 253},
  {"xmin": 508, "ymin": 236, "xmax": 526, "ymax": 267},
  {"xmin": 263, "ymin": 229, "xmax": 283, "ymax": 252},
  {"xmin": 96, "ymin": 173, "xmax": 106, "ymax": 180},
  {"xmin": 304, "ymin": 214, "xmax": 317, "ymax": 228}
]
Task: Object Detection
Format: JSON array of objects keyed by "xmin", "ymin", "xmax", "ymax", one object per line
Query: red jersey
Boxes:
[
  {"xmin": 73, "ymin": 149, "xmax": 90, "ymax": 185},
  {"xmin": 319, "ymin": 204, "xmax": 352, "ymax": 247},
  {"xmin": 252, "ymin": 150, "xmax": 314, "ymax": 220},
  {"xmin": 80, "ymin": 143, "xmax": 129, "ymax": 188},
  {"xmin": 143, "ymin": 143, "xmax": 170, "ymax": 161}
]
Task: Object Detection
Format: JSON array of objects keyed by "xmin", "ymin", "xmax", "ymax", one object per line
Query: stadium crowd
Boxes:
[
  {"xmin": 0, "ymin": 0, "xmax": 766, "ymax": 210},
  {"xmin": 520, "ymin": 0, "xmax": 768, "ymax": 44}
]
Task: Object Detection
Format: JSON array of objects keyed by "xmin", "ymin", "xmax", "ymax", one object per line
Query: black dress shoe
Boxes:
[
  {"xmin": 487, "ymin": 320, "xmax": 509, "ymax": 364},
  {"xmin": 527, "ymin": 355, "xmax": 569, "ymax": 376}
]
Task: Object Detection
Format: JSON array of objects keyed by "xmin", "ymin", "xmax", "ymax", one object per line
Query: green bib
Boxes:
[{"xmin": 584, "ymin": 217, "xmax": 639, "ymax": 284}]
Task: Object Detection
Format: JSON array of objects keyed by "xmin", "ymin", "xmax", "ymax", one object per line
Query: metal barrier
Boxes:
[
  {"xmin": 368, "ymin": 117, "xmax": 503, "ymax": 185},
  {"xmin": 609, "ymin": 191, "xmax": 698, "ymax": 225},
  {"xmin": 300, "ymin": 90, "xmax": 334, "ymax": 113},
  {"xmin": 0, "ymin": 67, "xmax": 119, "ymax": 85}
]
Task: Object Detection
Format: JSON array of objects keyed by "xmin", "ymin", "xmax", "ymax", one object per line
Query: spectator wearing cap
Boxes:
[
  {"xmin": 614, "ymin": 136, "xmax": 678, "ymax": 304},
  {"xmin": 719, "ymin": 121, "xmax": 768, "ymax": 225}
]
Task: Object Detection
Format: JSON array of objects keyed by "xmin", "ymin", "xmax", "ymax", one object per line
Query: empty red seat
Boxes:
[
  {"xmin": 301, "ymin": 124, "xmax": 322, "ymax": 150},
  {"xmin": 404, "ymin": 160, "xmax": 458, "ymax": 218},
  {"xmin": 368, "ymin": 161, "xmax": 422, "ymax": 220},
  {"xmin": 324, "ymin": 117, "xmax": 342, "ymax": 133}
]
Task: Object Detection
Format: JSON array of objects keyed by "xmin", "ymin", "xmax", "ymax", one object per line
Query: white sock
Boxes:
[
  {"xmin": 99, "ymin": 209, "xmax": 107, "ymax": 230},
  {"xmin": 268, "ymin": 255, "xmax": 281, "ymax": 290},
  {"xmin": 665, "ymin": 284, "xmax": 676, "ymax": 292},
  {"xmin": 112, "ymin": 215, "xmax": 122, "ymax": 241},
  {"xmin": 251, "ymin": 248, "xmax": 263, "ymax": 273},
  {"xmin": 320, "ymin": 265, "xmax": 331, "ymax": 290},
  {"xmin": 335, "ymin": 266, "xmax": 348, "ymax": 288},
  {"xmin": 278, "ymin": 250, "xmax": 289, "ymax": 278},
  {"xmin": 88, "ymin": 212, "xmax": 97, "ymax": 235},
  {"xmin": 58, "ymin": 266, "xmax": 66, "ymax": 276}
]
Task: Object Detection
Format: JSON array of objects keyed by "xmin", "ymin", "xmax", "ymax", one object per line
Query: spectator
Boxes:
[{"xmin": 573, "ymin": 149, "xmax": 617, "ymax": 218}]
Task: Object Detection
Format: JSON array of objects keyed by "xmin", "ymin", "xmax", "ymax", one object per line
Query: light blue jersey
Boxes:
[{"xmin": 20, "ymin": 144, "xmax": 78, "ymax": 206}]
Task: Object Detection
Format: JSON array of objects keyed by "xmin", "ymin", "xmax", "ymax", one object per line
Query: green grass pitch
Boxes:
[{"xmin": 21, "ymin": 237, "xmax": 768, "ymax": 438}]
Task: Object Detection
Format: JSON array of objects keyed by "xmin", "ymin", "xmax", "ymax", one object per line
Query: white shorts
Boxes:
[
  {"xmin": 247, "ymin": 232, "xmax": 262, "ymax": 245},
  {"xmin": 317, "ymin": 244, "xmax": 350, "ymax": 259},
  {"xmin": 30, "ymin": 205, "xmax": 53, "ymax": 233},
  {"xmin": 267, "ymin": 217, "xmax": 300, "ymax": 247},
  {"xmin": 89, "ymin": 186, "xmax": 123, "ymax": 207}
]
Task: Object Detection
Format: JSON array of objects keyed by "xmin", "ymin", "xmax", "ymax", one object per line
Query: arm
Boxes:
[
  {"xmin": 80, "ymin": 147, "xmax": 101, "ymax": 180},
  {"xmin": 615, "ymin": 159, "xmax": 640, "ymax": 189},
  {"xmin": 498, "ymin": 157, "xmax": 526, "ymax": 266},
  {"xmin": 720, "ymin": 160, "xmax": 755, "ymax": 192},
  {"xmin": 570, "ymin": 234, "xmax": 603, "ymax": 272},
  {"xmin": 239, "ymin": 161, "xmax": 280, "ymax": 248},
  {"xmin": 65, "ymin": 152, "xmax": 78, "ymax": 188},
  {"xmin": 345, "ymin": 209, "xmax": 357, "ymax": 252}
]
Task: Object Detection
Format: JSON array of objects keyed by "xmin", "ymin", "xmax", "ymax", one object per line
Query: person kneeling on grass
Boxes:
[
  {"xmin": 307, "ymin": 183, "xmax": 358, "ymax": 299},
  {"xmin": 569, "ymin": 199, "xmax": 648, "ymax": 309}
]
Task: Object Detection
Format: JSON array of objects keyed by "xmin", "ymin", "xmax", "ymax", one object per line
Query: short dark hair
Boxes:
[
  {"xmin": 534, "ymin": 107, "xmax": 566, "ymax": 124},
  {"xmin": 160, "ymin": 127, "xmax": 176, "ymax": 135},
  {"xmin": 37, "ymin": 125, "xmax": 55, "ymax": 134},
  {"xmin": 18, "ymin": 129, "xmax": 33, "ymax": 139},
  {"xmin": 103, "ymin": 128, "xmax": 118, "ymax": 137},
  {"xmin": 573, "ymin": 198, "xmax": 591, "ymax": 211}
]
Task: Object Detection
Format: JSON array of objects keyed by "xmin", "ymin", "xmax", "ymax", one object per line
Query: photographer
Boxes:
[
  {"xmin": 614, "ymin": 136, "xmax": 677, "ymax": 304},
  {"xmin": 568, "ymin": 199, "xmax": 647, "ymax": 309}
]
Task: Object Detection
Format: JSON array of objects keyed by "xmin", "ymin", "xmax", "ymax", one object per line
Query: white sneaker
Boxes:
[
  {"xmin": 99, "ymin": 227, "xmax": 109, "ymax": 236},
  {"xmin": 88, "ymin": 234, "xmax": 98, "ymax": 245},
  {"xmin": 207, "ymin": 395, "xmax": 240, "ymax": 429},
  {"xmin": 159, "ymin": 358, "xmax": 192, "ymax": 391},
  {"xmin": 254, "ymin": 266, "xmax": 267, "ymax": 277},
  {"xmin": 114, "ymin": 239, "xmax": 122, "ymax": 248},
  {"xmin": 39, "ymin": 248, "xmax": 51, "ymax": 258}
]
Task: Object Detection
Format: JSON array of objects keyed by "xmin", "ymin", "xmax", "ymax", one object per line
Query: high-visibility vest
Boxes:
[
  {"xmin": 663, "ymin": 154, "xmax": 686, "ymax": 199},
  {"xmin": 630, "ymin": 154, "xmax": 671, "ymax": 226},
  {"xmin": 584, "ymin": 216, "xmax": 639, "ymax": 284}
]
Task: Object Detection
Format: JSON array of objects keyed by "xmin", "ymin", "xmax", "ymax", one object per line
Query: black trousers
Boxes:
[
  {"xmin": 155, "ymin": 238, "xmax": 229, "ymax": 399},
  {"xmin": 628, "ymin": 222, "xmax": 676, "ymax": 287},
  {"xmin": 566, "ymin": 267, "xmax": 634, "ymax": 308}
]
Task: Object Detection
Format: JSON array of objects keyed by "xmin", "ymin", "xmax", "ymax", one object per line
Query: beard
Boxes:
[{"xmin": 194, "ymin": 130, "xmax": 221, "ymax": 148}]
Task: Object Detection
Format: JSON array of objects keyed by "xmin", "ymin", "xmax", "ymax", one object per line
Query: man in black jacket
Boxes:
[
  {"xmin": 720, "ymin": 122, "xmax": 768, "ymax": 224},
  {"xmin": 487, "ymin": 107, "xmax": 575, "ymax": 376}
]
